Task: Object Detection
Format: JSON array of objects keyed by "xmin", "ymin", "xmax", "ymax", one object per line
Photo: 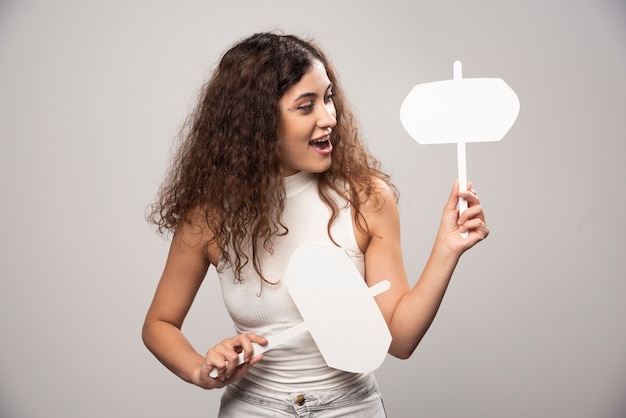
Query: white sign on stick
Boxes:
[
  {"xmin": 210, "ymin": 242, "xmax": 391, "ymax": 378},
  {"xmin": 400, "ymin": 61, "xmax": 520, "ymax": 237}
]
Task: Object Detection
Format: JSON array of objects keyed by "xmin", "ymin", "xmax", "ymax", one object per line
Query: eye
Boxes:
[
  {"xmin": 325, "ymin": 93, "xmax": 336, "ymax": 103},
  {"xmin": 297, "ymin": 102, "xmax": 314, "ymax": 113}
]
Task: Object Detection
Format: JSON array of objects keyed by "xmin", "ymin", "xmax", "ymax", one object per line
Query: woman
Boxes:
[{"xmin": 143, "ymin": 32, "xmax": 488, "ymax": 417}]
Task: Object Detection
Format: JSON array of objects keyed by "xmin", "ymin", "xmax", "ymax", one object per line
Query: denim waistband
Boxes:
[{"xmin": 219, "ymin": 372, "xmax": 386, "ymax": 417}]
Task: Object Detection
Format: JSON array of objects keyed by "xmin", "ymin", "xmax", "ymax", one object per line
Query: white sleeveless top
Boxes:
[{"xmin": 217, "ymin": 171, "xmax": 367, "ymax": 392}]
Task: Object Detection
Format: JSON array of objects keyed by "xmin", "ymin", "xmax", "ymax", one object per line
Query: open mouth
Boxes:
[{"xmin": 309, "ymin": 136, "xmax": 332, "ymax": 151}]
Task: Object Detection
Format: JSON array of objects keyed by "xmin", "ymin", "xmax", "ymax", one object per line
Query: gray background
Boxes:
[{"xmin": 1, "ymin": 0, "xmax": 624, "ymax": 417}]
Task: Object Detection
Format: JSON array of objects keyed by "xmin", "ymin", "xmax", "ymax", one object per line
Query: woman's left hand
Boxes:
[{"xmin": 437, "ymin": 180, "xmax": 489, "ymax": 256}]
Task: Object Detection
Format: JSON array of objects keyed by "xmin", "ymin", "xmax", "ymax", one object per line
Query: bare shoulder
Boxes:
[
  {"xmin": 353, "ymin": 175, "xmax": 399, "ymax": 251},
  {"xmin": 359, "ymin": 176, "xmax": 398, "ymax": 215},
  {"xmin": 172, "ymin": 208, "xmax": 220, "ymax": 266}
]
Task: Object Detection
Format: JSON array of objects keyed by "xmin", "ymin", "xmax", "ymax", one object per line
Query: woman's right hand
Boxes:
[{"xmin": 195, "ymin": 333, "xmax": 268, "ymax": 389}]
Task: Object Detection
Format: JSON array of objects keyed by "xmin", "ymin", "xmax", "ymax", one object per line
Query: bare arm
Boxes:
[
  {"xmin": 142, "ymin": 222, "xmax": 266, "ymax": 389},
  {"xmin": 360, "ymin": 180, "xmax": 488, "ymax": 359}
]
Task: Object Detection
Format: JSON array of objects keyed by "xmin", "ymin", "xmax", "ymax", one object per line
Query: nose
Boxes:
[{"xmin": 317, "ymin": 101, "xmax": 337, "ymax": 129}]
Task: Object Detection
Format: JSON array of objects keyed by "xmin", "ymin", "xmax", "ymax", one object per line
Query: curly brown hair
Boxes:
[{"xmin": 148, "ymin": 32, "xmax": 396, "ymax": 283}]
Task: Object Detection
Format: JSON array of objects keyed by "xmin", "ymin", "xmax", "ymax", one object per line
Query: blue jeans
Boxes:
[{"xmin": 218, "ymin": 373, "xmax": 386, "ymax": 417}]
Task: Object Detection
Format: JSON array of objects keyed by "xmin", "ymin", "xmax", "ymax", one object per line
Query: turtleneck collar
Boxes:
[{"xmin": 284, "ymin": 171, "xmax": 316, "ymax": 198}]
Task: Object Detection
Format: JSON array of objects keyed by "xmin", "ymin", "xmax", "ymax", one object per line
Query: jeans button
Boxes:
[{"xmin": 295, "ymin": 394, "xmax": 305, "ymax": 406}]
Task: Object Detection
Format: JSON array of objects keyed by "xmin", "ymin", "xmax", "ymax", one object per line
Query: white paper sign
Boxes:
[
  {"xmin": 400, "ymin": 61, "xmax": 519, "ymax": 237},
  {"xmin": 285, "ymin": 242, "xmax": 391, "ymax": 373},
  {"xmin": 210, "ymin": 242, "xmax": 391, "ymax": 378}
]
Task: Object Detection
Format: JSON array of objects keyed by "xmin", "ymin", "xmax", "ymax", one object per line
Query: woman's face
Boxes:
[{"xmin": 277, "ymin": 60, "xmax": 337, "ymax": 176}]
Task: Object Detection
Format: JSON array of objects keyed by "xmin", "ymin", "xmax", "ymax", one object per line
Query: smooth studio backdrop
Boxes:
[{"xmin": 1, "ymin": 1, "xmax": 624, "ymax": 417}]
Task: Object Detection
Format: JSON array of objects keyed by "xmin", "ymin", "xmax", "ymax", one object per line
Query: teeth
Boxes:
[{"xmin": 311, "ymin": 136, "xmax": 330, "ymax": 143}]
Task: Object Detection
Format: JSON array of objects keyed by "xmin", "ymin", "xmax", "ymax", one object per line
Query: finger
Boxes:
[
  {"xmin": 206, "ymin": 348, "xmax": 227, "ymax": 369},
  {"xmin": 248, "ymin": 333, "xmax": 268, "ymax": 346},
  {"xmin": 224, "ymin": 360, "xmax": 254, "ymax": 383},
  {"xmin": 207, "ymin": 357, "xmax": 229, "ymax": 381},
  {"xmin": 248, "ymin": 353, "xmax": 265, "ymax": 366},
  {"xmin": 208, "ymin": 333, "xmax": 269, "ymax": 380},
  {"xmin": 459, "ymin": 218, "xmax": 489, "ymax": 239},
  {"xmin": 457, "ymin": 204, "xmax": 488, "ymax": 229},
  {"xmin": 223, "ymin": 348, "xmax": 245, "ymax": 379},
  {"xmin": 199, "ymin": 361, "xmax": 226, "ymax": 389},
  {"xmin": 239, "ymin": 343, "xmax": 254, "ymax": 365},
  {"xmin": 206, "ymin": 346, "xmax": 238, "ymax": 380},
  {"xmin": 459, "ymin": 189, "xmax": 480, "ymax": 206},
  {"xmin": 222, "ymin": 334, "xmax": 263, "ymax": 378},
  {"xmin": 243, "ymin": 333, "xmax": 268, "ymax": 362},
  {"xmin": 460, "ymin": 181, "xmax": 476, "ymax": 196},
  {"xmin": 458, "ymin": 204, "xmax": 484, "ymax": 225},
  {"xmin": 445, "ymin": 180, "xmax": 461, "ymax": 211},
  {"xmin": 229, "ymin": 362, "xmax": 251, "ymax": 381},
  {"xmin": 204, "ymin": 357, "xmax": 226, "ymax": 381},
  {"xmin": 219, "ymin": 351, "xmax": 265, "ymax": 383},
  {"xmin": 237, "ymin": 335, "xmax": 255, "ymax": 364}
]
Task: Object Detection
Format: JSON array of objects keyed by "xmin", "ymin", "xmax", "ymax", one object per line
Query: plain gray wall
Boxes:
[{"xmin": 1, "ymin": 0, "xmax": 624, "ymax": 417}]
